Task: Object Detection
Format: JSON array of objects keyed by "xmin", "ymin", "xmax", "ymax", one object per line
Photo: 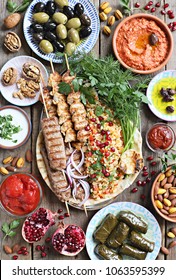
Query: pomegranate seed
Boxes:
[
  {"xmin": 131, "ymin": 187, "xmax": 138, "ymax": 193},
  {"xmin": 58, "ymin": 215, "xmax": 64, "ymax": 220},
  {"xmin": 108, "ymin": 122, "xmax": 113, "ymax": 126},
  {"xmin": 101, "ymin": 130, "xmax": 106, "ymax": 135},
  {"xmin": 161, "ymin": 10, "xmax": 166, "ymax": 15},
  {"xmin": 17, "ymin": 250, "xmax": 23, "ymax": 254},
  {"xmin": 97, "ymin": 124, "xmax": 101, "ymax": 129},
  {"xmin": 36, "ymin": 245, "xmax": 42, "ymax": 251},
  {"xmin": 41, "ymin": 252, "xmax": 47, "ymax": 257},
  {"xmin": 134, "ymin": 2, "xmax": 140, "ymax": 8},
  {"xmin": 102, "ymin": 169, "xmax": 106, "ymax": 174},
  {"xmin": 155, "ymin": 2, "xmax": 160, "ymax": 7},
  {"xmin": 142, "ymin": 171, "xmax": 149, "ymax": 177},
  {"xmin": 23, "ymin": 251, "xmax": 29, "ymax": 255},
  {"xmin": 173, "ymin": 22, "xmax": 176, "ymax": 26},
  {"xmin": 151, "ymin": 161, "xmax": 157, "ymax": 166},
  {"xmin": 111, "ymin": 147, "xmax": 115, "ymax": 152},
  {"xmin": 151, "ymin": 7, "xmax": 156, "ymax": 13},
  {"xmin": 172, "ymin": 25, "xmax": 176, "ymax": 31},
  {"xmin": 169, "ymin": 14, "xmax": 175, "ymax": 19},
  {"xmin": 151, "ymin": 170, "xmax": 156, "ymax": 176},
  {"xmin": 20, "ymin": 246, "xmax": 27, "ymax": 251},
  {"xmin": 137, "ymin": 180, "xmax": 142, "ymax": 186},
  {"xmin": 104, "ymin": 172, "xmax": 110, "ymax": 177},
  {"xmin": 106, "ymin": 136, "xmax": 111, "ymax": 141},
  {"xmin": 99, "ymin": 116, "xmax": 104, "ymax": 121},
  {"xmin": 87, "ymin": 151, "xmax": 93, "ymax": 157},
  {"xmin": 168, "ymin": 22, "xmax": 173, "ymax": 29},
  {"xmin": 105, "ymin": 151, "xmax": 110, "ymax": 157},
  {"xmin": 12, "ymin": 255, "xmax": 18, "ymax": 260},
  {"xmin": 164, "ymin": 3, "xmax": 169, "ymax": 9},
  {"xmin": 141, "ymin": 180, "xmax": 147, "ymax": 186},
  {"xmin": 96, "ymin": 140, "xmax": 101, "ymax": 146},
  {"xmin": 104, "ymin": 141, "xmax": 109, "ymax": 146},
  {"xmin": 90, "ymin": 118, "xmax": 96, "ymax": 122},
  {"xmin": 64, "ymin": 212, "xmax": 70, "ymax": 217},
  {"xmin": 57, "ymin": 209, "xmax": 63, "ymax": 213},
  {"xmin": 106, "ymin": 130, "xmax": 110, "ymax": 135},
  {"xmin": 99, "ymin": 143, "xmax": 105, "ymax": 148},
  {"xmin": 167, "ymin": 10, "xmax": 173, "ymax": 15},
  {"xmin": 90, "ymin": 173, "xmax": 97, "ymax": 178},
  {"xmin": 45, "ymin": 237, "xmax": 51, "ymax": 243},
  {"xmin": 85, "ymin": 125, "xmax": 90, "ymax": 131},
  {"xmin": 143, "ymin": 166, "xmax": 148, "ymax": 171},
  {"xmin": 147, "ymin": 155, "xmax": 153, "ymax": 161},
  {"xmin": 146, "ymin": 177, "xmax": 151, "ymax": 183},
  {"xmin": 41, "ymin": 245, "xmax": 45, "ymax": 252},
  {"xmin": 140, "ymin": 194, "xmax": 146, "ymax": 200},
  {"xmin": 148, "ymin": 1, "xmax": 153, "ymax": 6},
  {"xmin": 144, "ymin": 5, "xmax": 150, "ymax": 10}
]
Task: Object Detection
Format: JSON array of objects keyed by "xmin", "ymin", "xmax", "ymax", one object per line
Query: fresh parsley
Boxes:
[
  {"xmin": 58, "ymin": 82, "xmax": 72, "ymax": 95},
  {"xmin": 6, "ymin": 0, "xmax": 31, "ymax": 13},
  {"xmin": 159, "ymin": 152, "xmax": 176, "ymax": 172},
  {"xmin": 120, "ymin": 0, "xmax": 131, "ymax": 14},
  {"xmin": 0, "ymin": 115, "xmax": 22, "ymax": 142},
  {"xmin": 2, "ymin": 220, "xmax": 20, "ymax": 240}
]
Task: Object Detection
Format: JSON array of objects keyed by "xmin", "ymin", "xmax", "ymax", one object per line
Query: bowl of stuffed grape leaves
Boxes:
[{"xmin": 86, "ymin": 202, "xmax": 161, "ymax": 260}]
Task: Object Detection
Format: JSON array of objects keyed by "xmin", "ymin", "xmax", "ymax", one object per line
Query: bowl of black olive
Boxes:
[{"xmin": 23, "ymin": 0, "xmax": 100, "ymax": 63}]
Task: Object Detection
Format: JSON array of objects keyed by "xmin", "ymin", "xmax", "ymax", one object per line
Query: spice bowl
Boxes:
[
  {"xmin": 151, "ymin": 166, "xmax": 176, "ymax": 223},
  {"xmin": 145, "ymin": 123, "xmax": 175, "ymax": 153},
  {"xmin": 112, "ymin": 13, "xmax": 174, "ymax": 74},
  {"xmin": 0, "ymin": 173, "xmax": 43, "ymax": 218}
]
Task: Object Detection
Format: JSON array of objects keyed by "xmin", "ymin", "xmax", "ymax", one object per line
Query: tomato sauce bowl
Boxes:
[{"xmin": 0, "ymin": 173, "xmax": 43, "ymax": 218}]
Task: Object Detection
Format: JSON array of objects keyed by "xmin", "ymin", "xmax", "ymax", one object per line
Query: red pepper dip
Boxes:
[
  {"xmin": 0, "ymin": 173, "xmax": 41, "ymax": 216},
  {"xmin": 147, "ymin": 123, "xmax": 175, "ymax": 151}
]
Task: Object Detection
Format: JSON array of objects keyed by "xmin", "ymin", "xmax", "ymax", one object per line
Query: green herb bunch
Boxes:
[
  {"xmin": 69, "ymin": 54, "xmax": 149, "ymax": 151},
  {"xmin": 2, "ymin": 220, "xmax": 20, "ymax": 240},
  {"xmin": 6, "ymin": 0, "xmax": 31, "ymax": 13},
  {"xmin": 0, "ymin": 115, "xmax": 22, "ymax": 143}
]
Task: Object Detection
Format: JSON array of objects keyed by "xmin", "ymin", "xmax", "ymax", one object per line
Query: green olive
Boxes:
[
  {"xmin": 66, "ymin": 17, "xmax": 81, "ymax": 29},
  {"xmin": 39, "ymin": 39, "xmax": 54, "ymax": 54},
  {"xmin": 54, "ymin": 0, "xmax": 68, "ymax": 8},
  {"xmin": 33, "ymin": 12, "xmax": 50, "ymax": 24},
  {"xmin": 56, "ymin": 24, "xmax": 67, "ymax": 39},
  {"xmin": 52, "ymin": 12, "xmax": 68, "ymax": 24},
  {"xmin": 67, "ymin": 28, "xmax": 80, "ymax": 45},
  {"xmin": 65, "ymin": 42, "xmax": 76, "ymax": 56}
]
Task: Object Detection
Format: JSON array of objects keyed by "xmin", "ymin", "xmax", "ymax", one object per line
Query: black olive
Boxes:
[
  {"xmin": 44, "ymin": 21, "xmax": 57, "ymax": 31},
  {"xmin": 53, "ymin": 41, "xmax": 65, "ymax": 52},
  {"xmin": 80, "ymin": 14, "xmax": 91, "ymax": 26},
  {"xmin": 45, "ymin": 1, "xmax": 56, "ymax": 16},
  {"xmin": 30, "ymin": 23, "xmax": 44, "ymax": 33},
  {"xmin": 160, "ymin": 87, "xmax": 168, "ymax": 98},
  {"xmin": 44, "ymin": 31, "xmax": 57, "ymax": 41},
  {"xmin": 33, "ymin": 2, "xmax": 45, "ymax": 13},
  {"xmin": 166, "ymin": 106, "xmax": 175, "ymax": 113},
  {"xmin": 32, "ymin": 32, "xmax": 44, "ymax": 43},
  {"xmin": 149, "ymin": 33, "xmax": 158, "ymax": 46},
  {"xmin": 168, "ymin": 88, "xmax": 176, "ymax": 95},
  {"xmin": 63, "ymin": 6, "xmax": 75, "ymax": 19},
  {"xmin": 74, "ymin": 3, "xmax": 84, "ymax": 17},
  {"xmin": 79, "ymin": 27, "xmax": 92, "ymax": 39},
  {"xmin": 163, "ymin": 95, "xmax": 174, "ymax": 102}
]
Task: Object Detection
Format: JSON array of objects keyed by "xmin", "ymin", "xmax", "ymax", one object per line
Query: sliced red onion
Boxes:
[
  {"xmin": 60, "ymin": 185, "xmax": 71, "ymax": 192},
  {"xmin": 78, "ymin": 180, "xmax": 90, "ymax": 206},
  {"xmin": 70, "ymin": 148, "xmax": 85, "ymax": 174},
  {"xmin": 67, "ymin": 163, "xmax": 88, "ymax": 180}
]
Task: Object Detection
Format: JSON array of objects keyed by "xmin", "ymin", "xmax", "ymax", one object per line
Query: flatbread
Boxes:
[{"xmin": 36, "ymin": 127, "xmax": 143, "ymax": 210}]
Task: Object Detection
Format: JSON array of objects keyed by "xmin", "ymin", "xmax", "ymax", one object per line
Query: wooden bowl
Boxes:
[
  {"xmin": 151, "ymin": 166, "xmax": 176, "ymax": 223},
  {"xmin": 112, "ymin": 13, "xmax": 174, "ymax": 75}
]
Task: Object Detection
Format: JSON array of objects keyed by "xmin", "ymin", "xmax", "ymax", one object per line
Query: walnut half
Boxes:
[
  {"xmin": 4, "ymin": 32, "xmax": 21, "ymax": 52},
  {"xmin": 22, "ymin": 63, "xmax": 41, "ymax": 81},
  {"xmin": 2, "ymin": 67, "xmax": 18, "ymax": 86}
]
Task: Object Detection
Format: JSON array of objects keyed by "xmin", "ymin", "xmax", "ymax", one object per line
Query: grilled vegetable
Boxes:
[
  {"xmin": 106, "ymin": 222, "xmax": 130, "ymax": 249},
  {"xmin": 95, "ymin": 244, "xmax": 122, "ymax": 260},
  {"xmin": 118, "ymin": 211, "xmax": 148, "ymax": 234},
  {"xmin": 130, "ymin": 231, "xmax": 155, "ymax": 252},
  {"xmin": 93, "ymin": 213, "xmax": 118, "ymax": 243},
  {"xmin": 119, "ymin": 243, "xmax": 147, "ymax": 260}
]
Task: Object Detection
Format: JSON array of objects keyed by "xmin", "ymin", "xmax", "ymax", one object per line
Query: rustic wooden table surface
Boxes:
[{"xmin": 0, "ymin": 0, "xmax": 176, "ymax": 260}]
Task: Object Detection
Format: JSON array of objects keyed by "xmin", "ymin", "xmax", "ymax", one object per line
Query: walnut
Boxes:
[
  {"xmin": 2, "ymin": 67, "xmax": 18, "ymax": 86},
  {"xmin": 22, "ymin": 63, "xmax": 41, "ymax": 81},
  {"xmin": 4, "ymin": 32, "xmax": 21, "ymax": 52}
]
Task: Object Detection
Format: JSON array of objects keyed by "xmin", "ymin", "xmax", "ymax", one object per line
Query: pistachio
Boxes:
[
  {"xmin": 165, "ymin": 169, "xmax": 173, "ymax": 177},
  {"xmin": 155, "ymin": 200, "xmax": 163, "ymax": 209},
  {"xmin": 16, "ymin": 157, "xmax": 25, "ymax": 168},
  {"xmin": 168, "ymin": 207, "xmax": 176, "ymax": 214},
  {"xmin": 160, "ymin": 246, "xmax": 169, "ymax": 255},
  {"xmin": 4, "ymin": 13, "xmax": 21, "ymax": 29},
  {"xmin": 25, "ymin": 149, "xmax": 33, "ymax": 163},
  {"xmin": 168, "ymin": 241, "xmax": 176, "ymax": 249},
  {"xmin": 158, "ymin": 173, "xmax": 165, "ymax": 182},
  {"xmin": 107, "ymin": 15, "xmax": 115, "ymax": 26},
  {"xmin": 171, "ymin": 227, "xmax": 176, "ymax": 236},
  {"xmin": 104, "ymin": 7, "xmax": 112, "ymax": 14},
  {"xmin": 99, "ymin": 12, "xmax": 107, "ymax": 21},
  {"xmin": 114, "ymin": 10, "xmax": 123, "ymax": 20},
  {"xmin": 6, "ymin": 166, "xmax": 17, "ymax": 172},
  {"xmin": 163, "ymin": 198, "xmax": 172, "ymax": 207},
  {"xmin": 167, "ymin": 175, "xmax": 175, "ymax": 183},
  {"xmin": 103, "ymin": 26, "xmax": 111, "ymax": 36},
  {"xmin": 4, "ymin": 32, "xmax": 21, "ymax": 52},
  {"xmin": 11, "ymin": 156, "xmax": 19, "ymax": 167},
  {"xmin": 0, "ymin": 166, "xmax": 9, "ymax": 175},
  {"xmin": 157, "ymin": 188, "xmax": 166, "ymax": 195},
  {"xmin": 100, "ymin": 2, "xmax": 110, "ymax": 10},
  {"xmin": 170, "ymin": 188, "xmax": 176, "ymax": 194},
  {"xmin": 2, "ymin": 156, "xmax": 13, "ymax": 165},
  {"xmin": 3, "ymin": 245, "xmax": 12, "ymax": 254},
  {"xmin": 167, "ymin": 231, "xmax": 175, "ymax": 238}
]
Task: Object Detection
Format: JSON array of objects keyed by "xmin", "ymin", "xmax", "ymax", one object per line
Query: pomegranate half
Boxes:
[
  {"xmin": 22, "ymin": 207, "xmax": 56, "ymax": 243},
  {"xmin": 52, "ymin": 223, "xmax": 86, "ymax": 256}
]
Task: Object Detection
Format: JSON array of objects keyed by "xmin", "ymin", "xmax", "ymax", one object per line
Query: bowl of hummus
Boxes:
[{"xmin": 112, "ymin": 14, "xmax": 173, "ymax": 74}]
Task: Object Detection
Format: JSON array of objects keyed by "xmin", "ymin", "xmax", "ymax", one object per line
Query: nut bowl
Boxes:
[
  {"xmin": 112, "ymin": 13, "xmax": 174, "ymax": 74},
  {"xmin": 151, "ymin": 166, "xmax": 176, "ymax": 223}
]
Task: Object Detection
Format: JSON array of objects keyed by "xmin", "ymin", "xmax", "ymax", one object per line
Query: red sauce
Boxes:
[
  {"xmin": 0, "ymin": 174, "xmax": 41, "ymax": 216},
  {"xmin": 147, "ymin": 124, "xmax": 173, "ymax": 150}
]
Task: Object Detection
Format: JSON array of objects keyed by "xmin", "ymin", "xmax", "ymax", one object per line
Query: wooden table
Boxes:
[{"xmin": 0, "ymin": 0, "xmax": 176, "ymax": 260}]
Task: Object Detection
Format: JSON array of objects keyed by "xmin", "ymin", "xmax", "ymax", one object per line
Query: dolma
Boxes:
[
  {"xmin": 93, "ymin": 213, "xmax": 118, "ymax": 243},
  {"xmin": 119, "ymin": 243, "xmax": 147, "ymax": 260},
  {"xmin": 129, "ymin": 231, "xmax": 155, "ymax": 252},
  {"xmin": 106, "ymin": 222, "xmax": 130, "ymax": 249},
  {"xmin": 95, "ymin": 244, "xmax": 123, "ymax": 260},
  {"xmin": 118, "ymin": 211, "xmax": 148, "ymax": 234}
]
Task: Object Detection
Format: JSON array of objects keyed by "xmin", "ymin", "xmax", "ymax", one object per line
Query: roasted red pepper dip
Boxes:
[
  {"xmin": 0, "ymin": 173, "xmax": 42, "ymax": 216},
  {"xmin": 146, "ymin": 123, "xmax": 175, "ymax": 151}
]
